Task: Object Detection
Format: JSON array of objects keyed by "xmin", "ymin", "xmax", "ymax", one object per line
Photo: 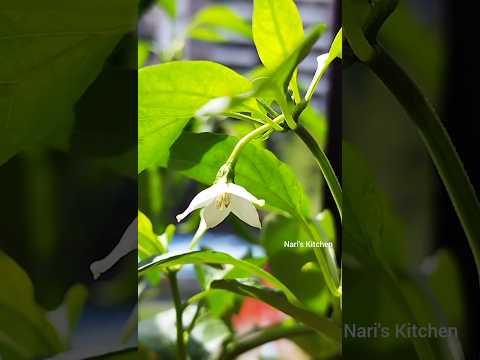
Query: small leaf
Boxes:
[
  {"xmin": 253, "ymin": 0, "xmax": 304, "ymax": 69},
  {"xmin": 252, "ymin": 24, "xmax": 326, "ymax": 103},
  {"xmin": 138, "ymin": 211, "xmax": 167, "ymax": 258},
  {"xmin": 157, "ymin": 0, "xmax": 176, "ymax": 18},
  {"xmin": 211, "ymin": 279, "xmax": 341, "ymax": 344},
  {"xmin": 138, "ymin": 250, "xmax": 299, "ymax": 303},
  {"xmin": 138, "ymin": 61, "xmax": 252, "ymax": 173},
  {"xmin": 189, "ymin": 5, "xmax": 252, "ymax": 42},
  {"xmin": 138, "ymin": 40, "xmax": 151, "ymax": 68},
  {"xmin": 169, "ymin": 132, "xmax": 311, "ymax": 218}
]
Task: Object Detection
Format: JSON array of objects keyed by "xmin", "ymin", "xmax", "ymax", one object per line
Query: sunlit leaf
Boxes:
[
  {"xmin": 253, "ymin": 0, "xmax": 304, "ymax": 69},
  {"xmin": 138, "ymin": 250, "xmax": 299, "ymax": 303},
  {"xmin": 189, "ymin": 5, "xmax": 252, "ymax": 42},
  {"xmin": 138, "ymin": 61, "xmax": 252, "ymax": 173},
  {"xmin": 169, "ymin": 132, "xmax": 310, "ymax": 218}
]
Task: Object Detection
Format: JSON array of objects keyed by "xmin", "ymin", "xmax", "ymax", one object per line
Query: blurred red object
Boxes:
[{"xmin": 232, "ymin": 296, "xmax": 287, "ymax": 334}]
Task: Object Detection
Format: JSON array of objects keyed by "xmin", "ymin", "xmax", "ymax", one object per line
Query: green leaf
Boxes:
[
  {"xmin": 253, "ymin": 24, "xmax": 326, "ymax": 112},
  {"xmin": 189, "ymin": 5, "xmax": 252, "ymax": 42},
  {"xmin": 138, "ymin": 40, "xmax": 151, "ymax": 68},
  {"xmin": 253, "ymin": 0, "xmax": 304, "ymax": 69},
  {"xmin": 261, "ymin": 216, "xmax": 330, "ymax": 314},
  {"xmin": 169, "ymin": 132, "xmax": 310, "ymax": 217},
  {"xmin": 138, "ymin": 250, "xmax": 299, "ymax": 303},
  {"xmin": 157, "ymin": 0, "xmax": 176, "ymax": 18},
  {"xmin": 0, "ymin": 0, "xmax": 137, "ymax": 166},
  {"xmin": 138, "ymin": 61, "xmax": 252, "ymax": 173},
  {"xmin": 210, "ymin": 279, "xmax": 341, "ymax": 344},
  {"xmin": 327, "ymin": 28, "xmax": 343, "ymax": 61},
  {"xmin": 0, "ymin": 251, "xmax": 63, "ymax": 359},
  {"xmin": 138, "ymin": 210, "xmax": 167, "ymax": 258}
]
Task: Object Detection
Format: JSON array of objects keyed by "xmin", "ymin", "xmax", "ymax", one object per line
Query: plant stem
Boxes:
[
  {"xmin": 369, "ymin": 46, "xmax": 480, "ymax": 281},
  {"xmin": 219, "ymin": 324, "xmax": 315, "ymax": 360},
  {"xmin": 223, "ymin": 112, "xmax": 264, "ymax": 124},
  {"xmin": 300, "ymin": 217, "xmax": 341, "ymax": 297},
  {"xmin": 295, "ymin": 125, "xmax": 343, "ymax": 220},
  {"xmin": 225, "ymin": 113, "xmax": 285, "ymax": 167},
  {"xmin": 168, "ymin": 271, "xmax": 187, "ymax": 360}
]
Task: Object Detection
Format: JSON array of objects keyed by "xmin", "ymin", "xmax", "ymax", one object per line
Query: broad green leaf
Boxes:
[
  {"xmin": 138, "ymin": 250, "xmax": 299, "ymax": 303},
  {"xmin": 169, "ymin": 132, "xmax": 310, "ymax": 217},
  {"xmin": 189, "ymin": 5, "xmax": 252, "ymax": 42},
  {"xmin": 261, "ymin": 216, "xmax": 330, "ymax": 314},
  {"xmin": 0, "ymin": 251, "xmax": 62, "ymax": 359},
  {"xmin": 211, "ymin": 279, "xmax": 341, "ymax": 344},
  {"xmin": 138, "ymin": 61, "xmax": 252, "ymax": 173},
  {"xmin": 157, "ymin": 0, "xmax": 176, "ymax": 18},
  {"xmin": 0, "ymin": 0, "xmax": 137, "ymax": 166},
  {"xmin": 253, "ymin": 0, "xmax": 304, "ymax": 69}
]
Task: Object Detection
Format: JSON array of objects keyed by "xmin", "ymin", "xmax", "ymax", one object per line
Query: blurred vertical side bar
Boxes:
[
  {"xmin": 0, "ymin": 1, "xmax": 138, "ymax": 358},
  {"xmin": 343, "ymin": 0, "xmax": 479, "ymax": 358}
]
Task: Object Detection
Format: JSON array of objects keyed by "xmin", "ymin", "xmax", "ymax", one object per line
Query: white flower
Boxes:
[
  {"xmin": 176, "ymin": 182, "xmax": 265, "ymax": 229},
  {"xmin": 90, "ymin": 217, "xmax": 137, "ymax": 280}
]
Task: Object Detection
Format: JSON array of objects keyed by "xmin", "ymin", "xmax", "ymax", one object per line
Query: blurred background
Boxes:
[
  {"xmin": 343, "ymin": 0, "xmax": 479, "ymax": 358},
  {"xmin": 0, "ymin": 1, "xmax": 137, "ymax": 357}
]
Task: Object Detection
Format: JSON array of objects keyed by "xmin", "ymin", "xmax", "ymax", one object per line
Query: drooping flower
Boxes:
[{"xmin": 176, "ymin": 182, "xmax": 265, "ymax": 229}]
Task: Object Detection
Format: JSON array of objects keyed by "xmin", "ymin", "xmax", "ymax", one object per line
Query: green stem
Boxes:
[
  {"xmin": 295, "ymin": 125, "xmax": 343, "ymax": 220},
  {"xmin": 300, "ymin": 217, "xmax": 341, "ymax": 297},
  {"xmin": 223, "ymin": 112, "xmax": 264, "ymax": 124},
  {"xmin": 369, "ymin": 46, "xmax": 480, "ymax": 281},
  {"xmin": 168, "ymin": 271, "xmax": 187, "ymax": 360},
  {"xmin": 185, "ymin": 302, "xmax": 203, "ymax": 336},
  {"xmin": 219, "ymin": 324, "xmax": 315, "ymax": 360},
  {"xmin": 225, "ymin": 114, "xmax": 285, "ymax": 167}
]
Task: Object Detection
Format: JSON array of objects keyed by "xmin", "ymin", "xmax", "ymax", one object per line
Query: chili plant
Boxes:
[{"xmin": 137, "ymin": 0, "xmax": 342, "ymax": 358}]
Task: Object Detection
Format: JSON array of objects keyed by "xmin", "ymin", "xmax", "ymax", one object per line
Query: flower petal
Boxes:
[
  {"xmin": 203, "ymin": 201, "xmax": 231, "ymax": 228},
  {"xmin": 231, "ymin": 196, "xmax": 262, "ymax": 228},
  {"xmin": 90, "ymin": 217, "xmax": 137, "ymax": 280},
  {"xmin": 226, "ymin": 183, "xmax": 265, "ymax": 207},
  {"xmin": 176, "ymin": 183, "xmax": 224, "ymax": 222}
]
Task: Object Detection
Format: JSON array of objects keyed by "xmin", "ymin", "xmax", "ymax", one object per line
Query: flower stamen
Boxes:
[{"xmin": 215, "ymin": 192, "xmax": 231, "ymax": 210}]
